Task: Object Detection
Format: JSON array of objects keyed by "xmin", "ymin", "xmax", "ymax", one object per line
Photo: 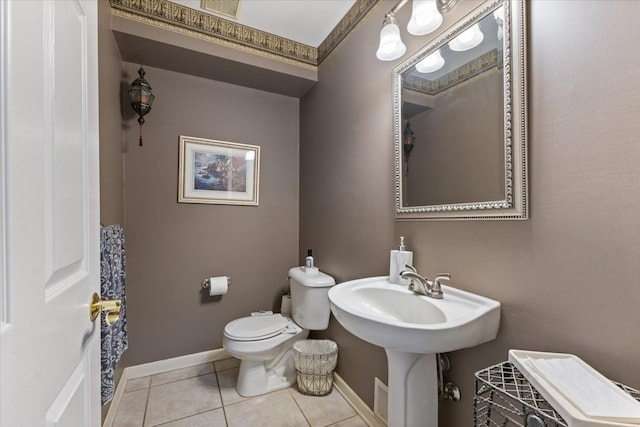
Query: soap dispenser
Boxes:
[{"xmin": 389, "ymin": 236, "xmax": 413, "ymax": 285}]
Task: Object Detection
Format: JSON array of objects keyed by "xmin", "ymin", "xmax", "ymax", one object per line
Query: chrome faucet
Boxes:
[
  {"xmin": 400, "ymin": 270, "xmax": 431, "ymax": 295},
  {"xmin": 400, "ymin": 265, "xmax": 450, "ymax": 299}
]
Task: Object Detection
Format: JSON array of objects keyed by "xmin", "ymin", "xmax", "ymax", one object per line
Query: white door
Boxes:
[{"xmin": 0, "ymin": 0, "xmax": 101, "ymax": 425}]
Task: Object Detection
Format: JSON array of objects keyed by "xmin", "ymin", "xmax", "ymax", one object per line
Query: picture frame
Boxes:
[{"xmin": 178, "ymin": 136, "xmax": 260, "ymax": 206}]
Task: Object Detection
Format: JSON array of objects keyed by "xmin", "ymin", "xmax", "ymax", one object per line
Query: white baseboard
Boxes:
[
  {"xmin": 124, "ymin": 348, "xmax": 230, "ymax": 379},
  {"xmin": 334, "ymin": 373, "xmax": 387, "ymax": 427},
  {"xmin": 103, "ymin": 348, "xmax": 231, "ymax": 427}
]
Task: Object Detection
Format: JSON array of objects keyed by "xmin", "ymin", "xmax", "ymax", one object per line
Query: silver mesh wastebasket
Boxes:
[{"xmin": 293, "ymin": 339, "xmax": 338, "ymax": 396}]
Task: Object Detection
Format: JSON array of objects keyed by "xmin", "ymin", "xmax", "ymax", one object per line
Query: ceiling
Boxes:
[{"xmin": 171, "ymin": 0, "xmax": 357, "ymax": 47}]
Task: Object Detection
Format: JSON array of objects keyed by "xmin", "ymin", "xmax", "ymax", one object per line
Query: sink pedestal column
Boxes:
[{"xmin": 385, "ymin": 351, "xmax": 438, "ymax": 427}]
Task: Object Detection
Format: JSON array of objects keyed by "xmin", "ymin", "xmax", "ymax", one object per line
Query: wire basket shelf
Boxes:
[{"xmin": 473, "ymin": 362, "xmax": 640, "ymax": 427}]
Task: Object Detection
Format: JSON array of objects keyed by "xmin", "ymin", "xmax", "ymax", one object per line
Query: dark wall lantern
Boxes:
[{"xmin": 128, "ymin": 67, "xmax": 155, "ymax": 147}]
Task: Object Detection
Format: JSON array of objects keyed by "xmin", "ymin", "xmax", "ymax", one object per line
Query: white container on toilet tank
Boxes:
[{"xmin": 288, "ymin": 267, "xmax": 336, "ymax": 330}]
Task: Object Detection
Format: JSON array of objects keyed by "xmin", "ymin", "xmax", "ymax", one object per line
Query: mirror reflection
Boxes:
[
  {"xmin": 401, "ymin": 6, "xmax": 505, "ymax": 207},
  {"xmin": 393, "ymin": 0, "xmax": 527, "ymax": 220}
]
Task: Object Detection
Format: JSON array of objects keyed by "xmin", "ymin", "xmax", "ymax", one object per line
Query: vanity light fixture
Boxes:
[
  {"xmin": 376, "ymin": 0, "xmax": 458, "ymax": 61},
  {"xmin": 415, "ymin": 49, "xmax": 445, "ymax": 73},
  {"xmin": 448, "ymin": 23, "xmax": 484, "ymax": 51}
]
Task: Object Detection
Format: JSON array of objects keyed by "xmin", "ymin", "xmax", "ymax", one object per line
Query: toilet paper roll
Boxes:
[
  {"xmin": 280, "ymin": 295, "xmax": 292, "ymax": 316},
  {"xmin": 207, "ymin": 276, "xmax": 229, "ymax": 296}
]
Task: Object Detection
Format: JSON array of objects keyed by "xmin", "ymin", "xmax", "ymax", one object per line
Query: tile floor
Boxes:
[{"xmin": 112, "ymin": 358, "xmax": 369, "ymax": 427}]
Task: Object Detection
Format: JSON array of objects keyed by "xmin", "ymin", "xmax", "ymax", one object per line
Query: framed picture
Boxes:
[{"xmin": 178, "ymin": 136, "xmax": 260, "ymax": 206}]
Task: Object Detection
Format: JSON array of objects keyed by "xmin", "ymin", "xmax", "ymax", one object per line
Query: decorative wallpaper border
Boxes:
[
  {"xmin": 109, "ymin": 0, "xmax": 380, "ymax": 67},
  {"xmin": 317, "ymin": 0, "xmax": 380, "ymax": 63},
  {"xmin": 403, "ymin": 49, "xmax": 503, "ymax": 96},
  {"xmin": 111, "ymin": 8, "xmax": 317, "ymax": 69}
]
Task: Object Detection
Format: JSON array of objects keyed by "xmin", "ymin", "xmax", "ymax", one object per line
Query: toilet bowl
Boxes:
[
  {"xmin": 223, "ymin": 314, "xmax": 309, "ymax": 397},
  {"xmin": 222, "ymin": 267, "xmax": 335, "ymax": 397}
]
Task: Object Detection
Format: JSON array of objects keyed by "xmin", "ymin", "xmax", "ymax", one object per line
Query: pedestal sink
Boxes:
[{"xmin": 328, "ymin": 277, "xmax": 500, "ymax": 427}]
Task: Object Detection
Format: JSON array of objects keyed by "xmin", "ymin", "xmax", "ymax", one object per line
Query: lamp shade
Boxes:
[
  {"xmin": 407, "ymin": 0, "xmax": 443, "ymax": 36},
  {"xmin": 448, "ymin": 23, "xmax": 484, "ymax": 51},
  {"xmin": 376, "ymin": 21, "xmax": 406, "ymax": 61},
  {"xmin": 415, "ymin": 49, "xmax": 445, "ymax": 73}
]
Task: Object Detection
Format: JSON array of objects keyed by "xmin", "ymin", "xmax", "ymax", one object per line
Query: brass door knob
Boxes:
[{"xmin": 89, "ymin": 292, "xmax": 122, "ymax": 325}]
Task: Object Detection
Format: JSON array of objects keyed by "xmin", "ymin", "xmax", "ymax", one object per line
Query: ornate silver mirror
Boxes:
[{"xmin": 394, "ymin": 0, "xmax": 527, "ymax": 220}]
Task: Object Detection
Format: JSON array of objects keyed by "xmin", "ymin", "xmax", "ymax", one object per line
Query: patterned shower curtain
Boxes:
[{"xmin": 100, "ymin": 224, "xmax": 128, "ymax": 405}]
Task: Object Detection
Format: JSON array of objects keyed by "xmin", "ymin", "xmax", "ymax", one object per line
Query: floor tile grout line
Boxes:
[
  {"xmin": 325, "ymin": 415, "xmax": 364, "ymax": 427},
  {"xmin": 149, "ymin": 407, "xmax": 225, "ymax": 427},
  {"xmin": 287, "ymin": 387, "xmax": 313, "ymax": 427},
  {"xmin": 288, "ymin": 386, "xmax": 366, "ymax": 427},
  {"xmin": 214, "ymin": 365, "xmax": 241, "ymax": 374},
  {"xmin": 149, "ymin": 370, "xmax": 217, "ymax": 389},
  {"xmin": 332, "ymin": 386, "xmax": 370, "ymax": 426},
  {"xmin": 148, "ymin": 362, "xmax": 216, "ymax": 388},
  {"xmin": 141, "ymin": 376, "xmax": 152, "ymax": 427},
  {"xmin": 324, "ymin": 415, "xmax": 365, "ymax": 427},
  {"xmin": 214, "ymin": 370, "xmax": 231, "ymax": 427},
  {"xmin": 140, "ymin": 367, "xmax": 222, "ymax": 427},
  {"xmin": 140, "ymin": 379, "xmax": 225, "ymax": 426},
  {"xmin": 215, "ymin": 368, "xmax": 265, "ymax": 410}
]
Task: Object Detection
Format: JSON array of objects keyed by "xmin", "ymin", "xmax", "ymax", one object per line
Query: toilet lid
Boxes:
[{"xmin": 224, "ymin": 314, "xmax": 290, "ymax": 341}]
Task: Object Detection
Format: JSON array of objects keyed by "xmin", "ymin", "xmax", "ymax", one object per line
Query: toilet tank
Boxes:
[{"xmin": 288, "ymin": 267, "xmax": 336, "ymax": 330}]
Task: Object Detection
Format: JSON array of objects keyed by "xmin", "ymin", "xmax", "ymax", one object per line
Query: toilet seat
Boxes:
[{"xmin": 224, "ymin": 314, "xmax": 293, "ymax": 341}]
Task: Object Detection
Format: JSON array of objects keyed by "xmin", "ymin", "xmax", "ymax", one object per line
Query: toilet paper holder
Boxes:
[{"xmin": 202, "ymin": 276, "xmax": 231, "ymax": 289}]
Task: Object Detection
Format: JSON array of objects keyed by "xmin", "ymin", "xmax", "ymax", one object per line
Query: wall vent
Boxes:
[
  {"xmin": 374, "ymin": 377, "xmax": 388, "ymax": 425},
  {"xmin": 200, "ymin": 0, "xmax": 241, "ymax": 19}
]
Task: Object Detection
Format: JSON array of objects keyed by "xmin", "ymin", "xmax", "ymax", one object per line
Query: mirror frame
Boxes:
[{"xmin": 393, "ymin": 0, "xmax": 528, "ymax": 220}]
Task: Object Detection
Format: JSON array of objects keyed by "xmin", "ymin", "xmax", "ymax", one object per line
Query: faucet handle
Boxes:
[
  {"xmin": 402, "ymin": 264, "xmax": 418, "ymax": 274},
  {"xmin": 426, "ymin": 273, "xmax": 449, "ymax": 299},
  {"xmin": 434, "ymin": 273, "xmax": 451, "ymax": 286}
]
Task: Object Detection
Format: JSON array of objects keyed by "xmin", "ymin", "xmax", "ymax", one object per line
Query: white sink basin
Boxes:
[
  {"xmin": 328, "ymin": 276, "xmax": 501, "ymax": 354},
  {"xmin": 328, "ymin": 276, "xmax": 501, "ymax": 427}
]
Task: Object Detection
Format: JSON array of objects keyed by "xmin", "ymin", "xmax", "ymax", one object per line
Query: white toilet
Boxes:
[{"xmin": 222, "ymin": 266, "xmax": 336, "ymax": 397}]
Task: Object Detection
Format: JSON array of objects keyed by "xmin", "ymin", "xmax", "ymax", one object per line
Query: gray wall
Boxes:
[
  {"xmin": 98, "ymin": 1, "xmax": 124, "ymax": 417},
  {"xmin": 119, "ymin": 63, "xmax": 300, "ymax": 366},
  {"xmin": 301, "ymin": 1, "xmax": 640, "ymax": 425},
  {"xmin": 299, "ymin": 0, "xmax": 396, "ymax": 395},
  {"xmin": 99, "ymin": 0, "xmax": 124, "ymax": 226}
]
